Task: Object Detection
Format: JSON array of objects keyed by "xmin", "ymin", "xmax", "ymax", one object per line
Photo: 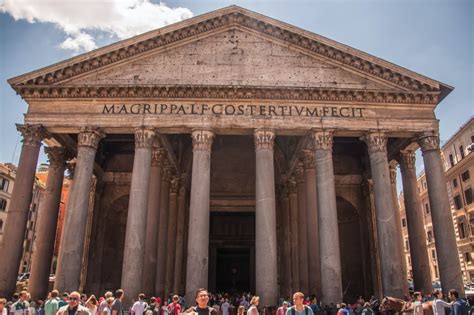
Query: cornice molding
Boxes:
[
  {"xmin": 10, "ymin": 10, "xmax": 441, "ymax": 95},
  {"xmin": 14, "ymin": 84, "xmax": 439, "ymax": 104}
]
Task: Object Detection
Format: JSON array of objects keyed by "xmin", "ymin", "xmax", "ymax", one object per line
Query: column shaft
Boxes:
[
  {"xmin": 419, "ymin": 133, "xmax": 464, "ymax": 294},
  {"xmin": 389, "ymin": 163, "xmax": 410, "ymax": 296},
  {"xmin": 185, "ymin": 129, "xmax": 214, "ymax": 305},
  {"xmin": 142, "ymin": 148, "xmax": 165, "ymax": 296},
  {"xmin": 398, "ymin": 151, "xmax": 432, "ymax": 293},
  {"xmin": 165, "ymin": 178, "xmax": 180, "ymax": 295},
  {"xmin": 254, "ymin": 129, "xmax": 278, "ymax": 307},
  {"xmin": 55, "ymin": 127, "xmax": 103, "ymax": 293},
  {"xmin": 281, "ymin": 185, "xmax": 292, "ymax": 299},
  {"xmin": 29, "ymin": 147, "xmax": 69, "ymax": 300},
  {"xmin": 0, "ymin": 125, "xmax": 47, "ymax": 298},
  {"xmin": 295, "ymin": 164, "xmax": 309, "ymax": 294},
  {"xmin": 303, "ymin": 150, "xmax": 321, "ymax": 297},
  {"xmin": 155, "ymin": 167, "xmax": 171, "ymax": 297},
  {"xmin": 313, "ymin": 131, "xmax": 342, "ymax": 304},
  {"xmin": 121, "ymin": 128, "xmax": 155, "ymax": 307},
  {"xmin": 173, "ymin": 187, "xmax": 186, "ymax": 294},
  {"xmin": 288, "ymin": 178, "xmax": 300, "ymax": 292},
  {"xmin": 363, "ymin": 132, "xmax": 404, "ymax": 298}
]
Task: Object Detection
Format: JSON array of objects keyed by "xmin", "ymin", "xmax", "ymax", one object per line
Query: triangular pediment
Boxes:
[
  {"xmin": 63, "ymin": 28, "xmax": 393, "ymax": 91},
  {"xmin": 8, "ymin": 5, "xmax": 452, "ymax": 101}
]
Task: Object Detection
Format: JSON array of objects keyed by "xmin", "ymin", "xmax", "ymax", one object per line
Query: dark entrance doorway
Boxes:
[
  {"xmin": 216, "ymin": 247, "xmax": 251, "ymax": 292},
  {"xmin": 209, "ymin": 212, "xmax": 255, "ymax": 293}
]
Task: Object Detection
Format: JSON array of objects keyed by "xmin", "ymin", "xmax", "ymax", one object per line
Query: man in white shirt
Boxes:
[
  {"xmin": 433, "ymin": 290, "xmax": 452, "ymax": 315},
  {"xmin": 221, "ymin": 299, "xmax": 230, "ymax": 315},
  {"xmin": 131, "ymin": 294, "xmax": 148, "ymax": 315}
]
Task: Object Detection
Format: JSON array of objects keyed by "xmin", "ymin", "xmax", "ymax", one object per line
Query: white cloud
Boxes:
[{"xmin": 0, "ymin": 0, "xmax": 193, "ymax": 53}]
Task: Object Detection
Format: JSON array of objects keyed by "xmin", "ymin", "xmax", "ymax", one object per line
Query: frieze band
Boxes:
[{"xmin": 103, "ymin": 103, "xmax": 365, "ymax": 118}]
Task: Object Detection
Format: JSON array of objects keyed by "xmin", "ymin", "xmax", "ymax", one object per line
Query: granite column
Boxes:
[
  {"xmin": 313, "ymin": 131, "xmax": 342, "ymax": 304},
  {"xmin": 55, "ymin": 127, "xmax": 104, "ymax": 293},
  {"xmin": 254, "ymin": 129, "xmax": 278, "ymax": 307},
  {"xmin": 185, "ymin": 129, "xmax": 214, "ymax": 304},
  {"xmin": 0, "ymin": 124, "xmax": 48, "ymax": 298},
  {"xmin": 29, "ymin": 147, "xmax": 70, "ymax": 300},
  {"xmin": 302, "ymin": 149, "xmax": 321, "ymax": 297},
  {"xmin": 295, "ymin": 163, "xmax": 309, "ymax": 294},
  {"xmin": 173, "ymin": 186, "xmax": 186, "ymax": 294},
  {"xmin": 418, "ymin": 133, "xmax": 464, "ymax": 294},
  {"xmin": 142, "ymin": 147, "xmax": 166, "ymax": 296},
  {"xmin": 156, "ymin": 164, "xmax": 171, "ymax": 297},
  {"xmin": 165, "ymin": 177, "xmax": 180, "ymax": 295},
  {"xmin": 288, "ymin": 178, "xmax": 300, "ymax": 292},
  {"xmin": 121, "ymin": 127, "xmax": 155, "ymax": 306},
  {"xmin": 363, "ymin": 131, "xmax": 405, "ymax": 298},
  {"xmin": 398, "ymin": 150, "xmax": 432, "ymax": 293}
]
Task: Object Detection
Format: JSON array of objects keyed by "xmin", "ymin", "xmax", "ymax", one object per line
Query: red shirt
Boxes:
[{"xmin": 168, "ymin": 303, "xmax": 181, "ymax": 315}]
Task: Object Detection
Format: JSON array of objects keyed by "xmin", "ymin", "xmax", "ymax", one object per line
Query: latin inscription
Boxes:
[{"xmin": 102, "ymin": 103, "xmax": 365, "ymax": 118}]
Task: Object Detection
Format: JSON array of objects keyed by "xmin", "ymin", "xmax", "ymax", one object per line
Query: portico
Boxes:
[{"xmin": 0, "ymin": 5, "xmax": 463, "ymax": 308}]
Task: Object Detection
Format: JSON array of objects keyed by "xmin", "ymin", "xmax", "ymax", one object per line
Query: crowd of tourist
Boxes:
[{"xmin": 0, "ymin": 287, "xmax": 472, "ymax": 315}]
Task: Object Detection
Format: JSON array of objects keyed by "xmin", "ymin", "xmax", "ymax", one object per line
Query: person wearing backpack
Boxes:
[
  {"xmin": 285, "ymin": 293, "xmax": 314, "ymax": 315},
  {"xmin": 449, "ymin": 290, "xmax": 469, "ymax": 315}
]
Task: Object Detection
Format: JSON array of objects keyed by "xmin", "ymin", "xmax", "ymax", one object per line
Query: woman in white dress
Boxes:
[{"xmin": 86, "ymin": 295, "xmax": 98, "ymax": 315}]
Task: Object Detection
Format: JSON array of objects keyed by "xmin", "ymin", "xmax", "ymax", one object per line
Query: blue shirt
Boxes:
[{"xmin": 286, "ymin": 306, "xmax": 314, "ymax": 315}]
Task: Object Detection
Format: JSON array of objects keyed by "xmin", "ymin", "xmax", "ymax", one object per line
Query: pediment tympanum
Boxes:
[{"xmin": 64, "ymin": 28, "xmax": 390, "ymax": 91}]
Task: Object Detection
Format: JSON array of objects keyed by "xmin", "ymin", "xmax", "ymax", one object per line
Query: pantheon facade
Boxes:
[{"xmin": 0, "ymin": 6, "xmax": 463, "ymax": 307}]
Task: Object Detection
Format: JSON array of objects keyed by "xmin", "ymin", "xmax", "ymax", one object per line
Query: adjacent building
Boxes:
[{"xmin": 400, "ymin": 117, "xmax": 474, "ymax": 286}]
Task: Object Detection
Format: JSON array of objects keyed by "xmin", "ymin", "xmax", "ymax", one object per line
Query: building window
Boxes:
[
  {"xmin": 459, "ymin": 222, "xmax": 467, "ymax": 239},
  {"xmin": 402, "ymin": 218, "xmax": 407, "ymax": 228},
  {"xmin": 462, "ymin": 170, "xmax": 470, "ymax": 182},
  {"xmin": 425, "ymin": 203, "xmax": 430, "ymax": 214},
  {"xmin": 454, "ymin": 194, "xmax": 463, "ymax": 210},
  {"xmin": 423, "ymin": 181, "xmax": 427, "ymax": 190},
  {"xmin": 405, "ymin": 239, "xmax": 410, "ymax": 251},
  {"xmin": 431, "ymin": 249, "xmax": 437, "ymax": 260},
  {"xmin": 449, "ymin": 154, "xmax": 455, "ymax": 167},
  {"xmin": 460, "ymin": 146, "xmax": 465, "ymax": 159},
  {"xmin": 0, "ymin": 219, "xmax": 3, "ymax": 232},
  {"xmin": 453, "ymin": 178, "xmax": 458, "ymax": 188},
  {"xmin": 466, "ymin": 252, "xmax": 472, "ymax": 263},
  {"xmin": 465, "ymin": 188, "xmax": 473, "ymax": 205},
  {"xmin": 427, "ymin": 230, "xmax": 434, "ymax": 243},
  {"xmin": 0, "ymin": 198, "xmax": 7, "ymax": 211},
  {"xmin": 0, "ymin": 178, "xmax": 9, "ymax": 192}
]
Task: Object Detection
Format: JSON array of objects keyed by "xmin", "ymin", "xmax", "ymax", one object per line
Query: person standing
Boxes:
[
  {"xmin": 221, "ymin": 299, "xmax": 230, "ymax": 315},
  {"xmin": 413, "ymin": 292, "xmax": 423, "ymax": 315},
  {"xmin": 44, "ymin": 291, "xmax": 60, "ymax": 315},
  {"xmin": 247, "ymin": 297, "xmax": 259, "ymax": 315},
  {"xmin": 11, "ymin": 291, "xmax": 30, "ymax": 315},
  {"xmin": 86, "ymin": 296, "xmax": 98, "ymax": 315},
  {"xmin": 276, "ymin": 302, "xmax": 289, "ymax": 315},
  {"xmin": 1, "ymin": 298, "xmax": 8, "ymax": 315},
  {"xmin": 432, "ymin": 290, "xmax": 452, "ymax": 315},
  {"xmin": 111, "ymin": 290, "xmax": 124, "ymax": 315},
  {"xmin": 167, "ymin": 296, "xmax": 180, "ymax": 315},
  {"xmin": 56, "ymin": 292, "xmax": 89, "ymax": 315},
  {"xmin": 131, "ymin": 294, "xmax": 148, "ymax": 315},
  {"xmin": 286, "ymin": 293, "xmax": 314, "ymax": 315},
  {"xmin": 449, "ymin": 290, "xmax": 469, "ymax": 315},
  {"xmin": 98, "ymin": 293, "xmax": 114, "ymax": 315},
  {"xmin": 361, "ymin": 303, "xmax": 373, "ymax": 315}
]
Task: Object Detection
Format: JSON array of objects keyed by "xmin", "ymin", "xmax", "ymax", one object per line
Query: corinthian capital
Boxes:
[
  {"xmin": 191, "ymin": 129, "xmax": 214, "ymax": 151},
  {"xmin": 45, "ymin": 147, "xmax": 72, "ymax": 167},
  {"xmin": 312, "ymin": 130, "xmax": 333, "ymax": 152},
  {"xmin": 254, "ymin": 129, "xmax": 275, "ymax": 151},
  {"xmin": 301, "ymin": 149, "xmax": 316, "ymax": 169},
  {"xmin": 294, "ymin": 162, "xmax": 305, "ymax": 183},
  {"xmin": 16, "ymin": 124, "xmax": 50, "ymax": 147},
  {"xmin": 151, "ymin": 148, "xmax": 167, "ymax": 167},
  {"xmin": 170, "ymin": 177, "xmax": 181, "ymax": 193},
  {"xmin": 417, "ymin": 132, "xmax": 440, "ymax": 153},
  {"xmin": 398, "ymin": 150, "xmax": 416, "ymax": 170},
  {"xmin": 362, "ymin": 131, "xmax": 387, "ymax": 153},
  {"xmin": 134, "ymin": 127, "xmax": 156, "ymax": 149},
  {"xmin": 78, "ymin": 127, "xmax": 104, "ymax": 149}
]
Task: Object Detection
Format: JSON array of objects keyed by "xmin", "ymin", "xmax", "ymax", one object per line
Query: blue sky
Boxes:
[{"xmin": 0, "ymin": 0, "xmax": 472, "ymax": 177}]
